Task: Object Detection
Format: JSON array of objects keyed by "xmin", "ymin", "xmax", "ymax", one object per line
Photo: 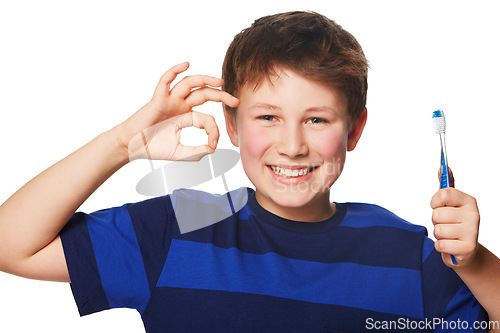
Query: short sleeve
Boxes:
[
  {"xmin": 421, "ymin": 237, "xmax": 489, "ymax": 332},
  {"xmin": 60, "ymin": 195, "xmax": 177, "ymax": 316}
]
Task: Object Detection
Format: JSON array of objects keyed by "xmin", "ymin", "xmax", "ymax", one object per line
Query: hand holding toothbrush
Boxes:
[
  {"xmin": 430, "ymin": 169, "xmax": 480, "ymax": 268},
  {"xmin": 430, "ymin": 111, "xmax": 500, "ymax": 323},
  {"xmin": 430, "ymin": 110, "xmax": 480, "ymax": 267}
]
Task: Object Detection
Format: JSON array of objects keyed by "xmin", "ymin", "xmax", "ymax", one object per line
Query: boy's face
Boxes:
[{"xmin": 224, "ymin": 68, "xmax": 366, "ymax": 221}]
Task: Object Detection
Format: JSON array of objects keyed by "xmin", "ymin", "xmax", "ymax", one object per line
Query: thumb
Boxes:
[
  {"xmin": 171, "ymin": 144, "xmax": 214, "ymax": 161},
  {"xmin": 438, "ymin": 166, "xmax": 455, "ymax": 188}
]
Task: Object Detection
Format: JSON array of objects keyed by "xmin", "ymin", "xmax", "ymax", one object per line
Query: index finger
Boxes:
[
  {"xmin": 175, "ymin": 111, "xmax": 220, "ymax": 150},
  {"xmin": 430, "ymin": 187, "xmax": 476, "ymax": 209}
]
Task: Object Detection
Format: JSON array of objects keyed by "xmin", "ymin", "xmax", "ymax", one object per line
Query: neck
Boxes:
[{"xmin": 255, "ymin": 191, "xmax": 336, "ymax": 222}]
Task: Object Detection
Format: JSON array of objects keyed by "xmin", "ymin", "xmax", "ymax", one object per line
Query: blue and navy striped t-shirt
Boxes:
[{"xmin": 60, "ymin": 188, "xmax": 488, "ymax": 332}]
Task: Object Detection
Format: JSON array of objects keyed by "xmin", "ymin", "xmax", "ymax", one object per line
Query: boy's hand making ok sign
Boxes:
[{"xmin": 117, "ymin": 62, "xmax": 240, "ymax": 162}]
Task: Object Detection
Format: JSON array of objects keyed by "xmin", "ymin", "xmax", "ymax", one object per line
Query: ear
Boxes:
[
  {"xmin": 223, "ymin": 106, "xmax": 239, "ymax": 147},
  {"xmin": 347, "ymin": 109, "xmax": 367, "ymax": 151}
]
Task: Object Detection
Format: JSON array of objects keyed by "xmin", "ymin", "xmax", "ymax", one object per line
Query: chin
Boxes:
[{"xmin": 268, "ymin": 187, "xmax": 324, "ymax": 208}]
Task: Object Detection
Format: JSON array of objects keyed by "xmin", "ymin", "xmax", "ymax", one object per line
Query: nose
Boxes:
[{"xmin": 275, "ymin": 123, "xmax": 308, "ymax": 157}]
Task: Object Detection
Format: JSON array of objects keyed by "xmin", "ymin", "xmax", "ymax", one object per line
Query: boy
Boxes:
[{"xmin": 0, "ymin": 10, "xmax": 499, "ymax": 332}]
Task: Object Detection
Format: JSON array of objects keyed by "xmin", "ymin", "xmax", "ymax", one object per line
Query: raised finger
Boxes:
[
  {"xmin": 154, "ymin": 62, "xmax": 190, "ymax": 96},
  {"xmin": 185, "ymin": 87, "xmax": 240, "ymax": 109},
  {"xmin": 170, "ymin": 75, "xmax": 224, "ymax": 99}
]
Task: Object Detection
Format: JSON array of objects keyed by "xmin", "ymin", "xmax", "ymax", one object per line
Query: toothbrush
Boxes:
[{"xmin": 432, "ymin": 109, "xmax": 457, "ymax": 265}]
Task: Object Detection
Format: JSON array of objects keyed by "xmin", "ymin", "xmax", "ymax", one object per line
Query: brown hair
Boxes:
[{"xmin": 222, "ymin": 11, "xmax": 368, "ymax": 125}]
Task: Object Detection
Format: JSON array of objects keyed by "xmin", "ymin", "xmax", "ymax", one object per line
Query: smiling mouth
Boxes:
[{"xmin": 269, "ymin": 165, "xmax": 318, "ymax": 178}]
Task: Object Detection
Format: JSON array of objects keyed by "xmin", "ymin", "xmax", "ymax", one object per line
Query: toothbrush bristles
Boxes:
[{"xmin": 432, "ymin": 109, "xmax": 446, "ymax": 134}]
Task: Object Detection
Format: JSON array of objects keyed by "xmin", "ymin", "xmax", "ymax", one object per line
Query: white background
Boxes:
[{"xmin": 0, "ymin": 0, "xmax": 499, "ymax": 331}]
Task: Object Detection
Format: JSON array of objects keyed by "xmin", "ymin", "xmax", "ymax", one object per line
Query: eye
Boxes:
[
  {"xmin": 258, "ymin": 115, "xmax": 276, "ymax": 121},
  {"xmin": 307, "ymin": 117, "xmax": 327, "ymax": 124}
]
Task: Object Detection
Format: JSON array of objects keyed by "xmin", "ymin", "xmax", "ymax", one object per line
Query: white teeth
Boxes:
[{"xmin": 270, "ymin": 166, "xmax": 312, "ymax": 177}]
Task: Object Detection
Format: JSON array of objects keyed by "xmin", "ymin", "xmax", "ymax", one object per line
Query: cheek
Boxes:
[
  {"xmin": 238, "ymin": 125, "xmax": 271, "ymax": 162},
  {"xmin": 237, "ymin": 126, "xmax": 272, "ymax": 185},
  {"xmin": 311, "ymin": 131, "xmax": 348, "ymax": 180},
  {"xmin": 312, "ymin": 131, "xmax": 347, "ymax": 159}
]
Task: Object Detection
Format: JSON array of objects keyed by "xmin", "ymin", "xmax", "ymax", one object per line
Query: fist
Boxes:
[{"xmin": 431, "ymin": 187, "xmax": 480, "ymax": 267}]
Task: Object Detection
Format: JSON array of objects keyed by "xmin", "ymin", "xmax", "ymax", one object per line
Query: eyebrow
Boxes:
[
  {"xmin": 305, "ymin": 106, "xmax": 339, "ymax": 114},
  {"xmin": 248, "ymin": 103, "xmax": 280, "ymax": 111},
  {"xmin": 248, "ymin": 103, "xmax": 340, "ymax": 115}
]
